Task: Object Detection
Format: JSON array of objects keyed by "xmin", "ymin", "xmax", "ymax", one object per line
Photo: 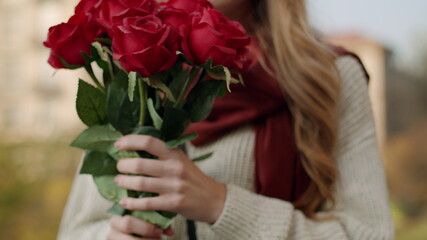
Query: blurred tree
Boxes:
[
  {"xmin": 0, "ymin": 137, "xmax": 82, "ymax": 240},
  {"xmin": 385, "ymin": 120, "xmax": 427, "ymax": 217}
]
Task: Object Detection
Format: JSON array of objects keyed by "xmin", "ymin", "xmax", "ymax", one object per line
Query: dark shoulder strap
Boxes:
[
  {"xmin": 186, "ymin": 219, "xmax": 197, "ymax": 240},
  {"xmin": 179, "ymin": 144, "xmax": 198, "ymax": 240}
]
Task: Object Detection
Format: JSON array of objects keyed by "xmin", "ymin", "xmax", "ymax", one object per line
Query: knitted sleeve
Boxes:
[
  {"xmin": 57, "ymin": 160, "xmax": 111, "ymax": 240},
  {"xmin": 208, "ymin": 56, "xmax": 395, "ymax": 240}
]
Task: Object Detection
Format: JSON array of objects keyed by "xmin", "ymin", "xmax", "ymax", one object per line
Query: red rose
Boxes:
[
  {"xmin": 74, "ymin": 0, "xmax": 101, "ymax": 14},
  {"xmin": 96, "ymin": 0, "xmax": 158, "ymax": 35},
  {"xmin": 157, "ymin": 5, "xmax": 191, "ymax": 55},
  {"xmin": 164, "ymin": 0, "xmax": 213, "ymax": 13},
  {"xmin": 186, "ymin": 8, "xmax": 250, "ymax": 70},
  {"xmin": 112, "ymin": 15, "xmax": 179, "ymax": 76},
  {"xmin": 43, "ymin": 13, "xmax": 103, "ymax": 68},
  {"xmin": 157, "ymin": 5, "xmax": 190, "ymax": 35}
]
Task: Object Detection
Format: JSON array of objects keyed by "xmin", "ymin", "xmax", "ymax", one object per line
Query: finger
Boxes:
[
  {"xmin": 115, "ymin": 135, "xmax": 171, "ymax": 159},
  {"xmin": 108, "ymin": 230, "xmax": 161, "ymax": 240},
  {"xmin": 117, "ymin": 158, "xmax": 167, "ymax": 177},
  {"xmin": 110, "ymin": 215, "xmax": 163, "ymax": 238},
  {"xmin": 115, "ymin": 175, "xmax": 172, "ymax": 193},
  {"xmin": 107, "ymin": 230, "xmax": 143, "ymax": 240},
  {"xmin": 120, "ymin": 195, "xmax": 179, "ymax": 212},
  {"xmin": 163, "ymin": 227, "xmax": 174, "ymax": 236}
]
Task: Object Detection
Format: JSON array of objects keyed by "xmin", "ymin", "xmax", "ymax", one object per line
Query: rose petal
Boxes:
[
  {"xmin": 205, "ymin": 45, "xmax": 236, "ymax": 66},
  {"xmin": 121, "ymin": 45, "xmax": 177, "ymax": 76},
  {"xmin": 189, "ymin": 23, "xmax": 223, "ymax": 64}
]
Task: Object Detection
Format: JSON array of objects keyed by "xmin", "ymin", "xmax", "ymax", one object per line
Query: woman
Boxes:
[{"xmin": 58, "ymin": 0, "xmax": 394, "ymax": 239}]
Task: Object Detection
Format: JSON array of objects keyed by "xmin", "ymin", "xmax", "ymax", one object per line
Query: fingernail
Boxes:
[
  {"xmin": 119, "ymin": 199, "xmax": 128, "ymax": 207},
  {"xmin": 115, "ymin": 139, "xmax": 124, "ymax": 149},
  {"xmin": 164, "ymin": 228, "xmax": 174, "ymax": 236},
  {"xmin": 155, "ymin": 228, "xmax": 163, "ymax": 235}
]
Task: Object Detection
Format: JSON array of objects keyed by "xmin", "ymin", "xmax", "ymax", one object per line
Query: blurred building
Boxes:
[
  {"xmin": 0, "ymin": 0, "xmax": 84, "ymax": 142},
  {"xmin": 326, "ymin": 34, "xmax": 389, "ymax": 156}
]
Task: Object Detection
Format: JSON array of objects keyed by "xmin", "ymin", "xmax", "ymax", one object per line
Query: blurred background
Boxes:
[{"xmin": 0, "ymin": 0, "xmax": 426, "ymax": 239}]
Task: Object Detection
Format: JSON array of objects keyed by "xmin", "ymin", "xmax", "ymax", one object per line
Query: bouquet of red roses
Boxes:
[{"xmin": 44, "ymin": 0, "xmax": 250, "ymax": 229}]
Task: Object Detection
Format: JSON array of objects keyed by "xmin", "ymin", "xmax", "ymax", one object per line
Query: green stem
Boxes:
[
  {"xmin": 198, "ymin": 68, "xmax": 208, "ymax": 83},
  {"xmin": 174, "ymin": 67, "xmax": 201, "ymax": 108},
  {"xmin": 85, "ymin": 64, "xmax": 105, "ymax": 93},
  {"xmin": 106, "ymin": 55, "xmax": 115, "ymax": 81},
  {"xmin": 138, "ymin": 78, "xmax": 147, "ymax": 127}
]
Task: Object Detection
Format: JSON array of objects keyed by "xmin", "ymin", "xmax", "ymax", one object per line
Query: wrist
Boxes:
[{"xmin": 208, "ymin": 182, "xmax": 227, "ymax": 224}]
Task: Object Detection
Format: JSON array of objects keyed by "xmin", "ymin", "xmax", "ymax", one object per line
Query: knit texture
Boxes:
[{"xmin": 57, "ymin": 56, "xmax": 394, "ymax": 240}]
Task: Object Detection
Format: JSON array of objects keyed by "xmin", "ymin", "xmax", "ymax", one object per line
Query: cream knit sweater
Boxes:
[{"xmin": 57, "ymin": 56, "xmax": 395, "ymax": 240}]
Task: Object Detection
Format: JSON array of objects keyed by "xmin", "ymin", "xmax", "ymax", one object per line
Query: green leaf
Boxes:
[
  {"xmin": 82, "ymin": 51, "xmax": 96, "ymax": 65},
  {"xmin": 95, "ymin": 38, "xmax": 112, "ymax": 45},
  {"xmin": 107, "ymin": 203, "xmax": 127, "ymax": 216},
  {"xmin": 191, "ymin": 152, "xmax": 213, "ymax": 162},
  {"xmin": 207, "ymin": 66, "xmax": 240, "ymax": 92},
  {"xmin": 96, "ymin": 58, "xmax": 109, "ymax": 72},
  {"xmin": 111, "ymin": 150, "xmax": 140, "ymax": 161},
  {"xmin": 147, "ymin": 98, "xmax": 163, "ymax": 130},
  {"xmin": 107, "ymin": 70, "xmax": 141, "ymax": 134},
  {"xmin": 217, "ymin": 83, "xmax": 227, "ymax": 98},
  {"xmin": 93, "ymin": 175, "xmax": 128, "ymax": 202},
  {"xmin": 128, "ymin": 72, "xmax": 137, "ymax": 102},
  {"xmin": 184, "ymin": 80, "xmax": 224, "ymax": 122},
  {"xmin": 132, "ymin": 126, "xmax": 162, "ymax": 139},
  {"xmin": 168, "ymin": 67, "xmax": 190, "ymax": 102},
  {"xmin": 158, "ymin": 211, "xmax": 177, "ymax": 219},
  {"xmin": 166, "ymin": 133, "xmax": 198, "ymax": 148},
  {"xmin": 80, "ymin": 151, "xmax": 119, "ymax": 176},
  {"xmin": 230, "ymin": 69, "xmax": 245, "ymax": 85},
  {"xmin": 201, "ymin": 58, "xmax": 213, "ymax": 69},
  {"xmin": 70, "ymin": 125, "xmax": 122, "ymax": 154},
  {"xmin": 161, "ymin": 107, "xmax": 190, "ymax": 140},
  {"xmin": 131, "ymin": 210, "xmax": 174, "ymax": 229},
  {"xmin": 143, "ymin": 76, "xmax": 176, "ymax": 103},
  {"xmin": 76, "ymin": 79, "xmax": 107, "ymax": 127},
  {"xmin": 56, "ymin": 55, "xmax": 83, "ymax": 69},
  {"xmin": 176, "ymin": 51, "xmax": 193, "ymax": 65},
  {"xmin": 92, "ymin": 42, "xmax": 109, "ymax": 62}
]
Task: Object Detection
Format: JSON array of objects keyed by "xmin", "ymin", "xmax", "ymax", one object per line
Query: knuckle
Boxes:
[
  {"xmin": 144, "ymin": 223, "xmax": 158, "ymax": 235},
  {"xmin": 170, "ymin": 148, "xmax": 183, "ymax": 157},
  {"xmin": 173, "ymin": 194, "xmax": 186, "ymax": 209},
  {"xmin": 136, "ymin": 177, "xmax": 146, "ymax": 190},
  {"xmin": 174, "ymin": 181, "xmax": 187, "ymax": 193},
  {"xmin": 173, "ymin": 163, "xmax": 186, "ymax": 178},
  {"xmin": 143, "ymin": 136, "xmax": 156, "ymax": 148},
  {"xmin": 110, "ymin": 216, "xmax": 120, "ymax": 225},
  {"xmin": 143, "ymin": 198, "xmax": 153, "ymax": 210},
  {"xmin": 121, "ymin": 215, "xmax": 134, "ymax": 232},
  {"xmin": 134, "ymin": 160, "xmax": 145, "ymax": 172}
]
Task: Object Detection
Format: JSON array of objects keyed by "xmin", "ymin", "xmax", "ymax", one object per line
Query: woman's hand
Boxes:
[
  {"xmin": 113, "ymin": 134, "xmax": 227, "ymax": 224},
  {"xmin": 108, "ymin": 215, "xmax": 174, "ymax": 240}
]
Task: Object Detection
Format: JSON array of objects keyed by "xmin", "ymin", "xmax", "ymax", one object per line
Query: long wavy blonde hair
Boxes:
[{"xmin": 251, "ymin": 0, "xmax": 342, "ymax": 219}]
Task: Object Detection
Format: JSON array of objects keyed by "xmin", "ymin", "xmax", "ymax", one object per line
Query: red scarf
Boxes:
[{"xmin": 187, "ymin": 40, "xmax": 368, "ymax": 204}]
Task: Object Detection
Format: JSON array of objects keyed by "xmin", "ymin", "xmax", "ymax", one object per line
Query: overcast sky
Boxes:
[{"xmin": 307, "ymin": 0, "xmax": 427, "ymax": 62}]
